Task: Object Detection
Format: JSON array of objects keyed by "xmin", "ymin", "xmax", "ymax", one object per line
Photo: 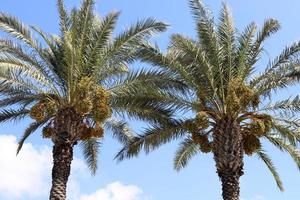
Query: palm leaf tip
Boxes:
[
  {"xmin": 174, "ymin": 138, "xmax": 198, "ymax": 171},
  {"xmin": 188, "ymin": 0, "xmax": 212, "ymax": 21},
  {"xmin": 114, "ymin": 136, "xmax": 142, "ymax": 162},
  {"xmin": 0, "ymin": 13, "xmax": 32, "ymax": 38},
  {"xmin": 257, "ymin": 150, "xmax": 284, "ymax": 191},
  {"xmin": 81, "ymin": 138, "xmax": 100, "ymax": 175},
  {"xmin": 0, "ymin": 108, "xmax": 29, "ymax": 124},
  {"xmin": 261, "ymin": 18, "xmax": 281, "ymax": 37},
  {"xmin": 57, "ymin": 0, "xmax": 69, "ymax": 32},
  {"xmin": 105, "ymin": 119, "xmax": 135, "ymax": 145},
  {"xmin": 17, "ymin": 121, "xmax": 43, "ymax": 155}
]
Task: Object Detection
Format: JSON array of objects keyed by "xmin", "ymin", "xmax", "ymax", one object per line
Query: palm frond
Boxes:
[
  {"xmin": 188, "ymin": 0, "xmax": 212, "ymax": 22},
  {"xmin": 95, "ymin": 18, "xmax": 167, "ymax": 77},
  {"xmin": 109, "ymin": 68, "xmax": 188, "ymax": 94},
  {"xmin": 218, "ymin": 2, "xmax": 235, "ymax": 81},
  {"xmin": 235, "ymin": 22, "xmax": 256, "ymax": 78},
  {"xmin": 252, "ymin": 41, "xmax": 300, "ymax": 89},
  {"xmin": 77, "ymin": 0, "xmax": 95, "ymax": 58},
  {"xmin": 248, "ymin": 19, "xmax": 280, "ymax": 66},
  {"xmin": 137, "ymin": 42, "xmax": 199, "ymax": 90},
  {"xmin": 265, "ymin": 135, "xmax": 300, "ymax": 170},
  {"xmin": 0, "ymin": 108, "xmax": 29, "ymax": 123},
  {"xmin": 136, "ymin": 119, "xmax": 187, "ymax": 153},
  {"xmin": 0, "ymin": 13, "xmax": 37, "ymax": 47},
  {"xmin": 114, "ymin": 136, "xmax": 143, "ymax": 162},
  {"xmin": 174, "ymin": 137, "xmax": 199, "ymax": 171},
  {"xmin": 263, "ymin": 95, "xmax": 300, "ymax": 112},
  {"xmin": 104, "ymin": 118, "xmax": 134, "ymax": 144},
  {"xmin": 256, "ymin": 149, "xmax": 284, "ymax": 191},
  {"xmin": 85, "ymin": 11, "xmax": 120, "ymax": 74},
  {"xmin": 271, "ymin": 123, "xmax": 299, "ymax": 146},
  {"xmin": 57, "ymin": 0, "xmax": 70, "ymax": 34},
  {"xmin": 17, "ymin": 120, "xmax": 46, "ymax": 154},
  {"xmin": 112, "ymin": 101, "xmax": 174, "ymax": 124},
  {"xmin": 81, "ymin": 138, "xmax": 100, "ymax": 175},
  {"xmin": 115, "ymin": 119, "xmax": 187, "ymax": 161},
  {"xmin": 0, "ymin": 95, "xmax": 39, "ymax": 108}
]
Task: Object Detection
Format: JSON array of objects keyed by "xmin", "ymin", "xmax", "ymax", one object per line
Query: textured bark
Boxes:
[
  {"xmin": 49, "ymin": 143, "xmax": 73, "ymax": 200},
  {"xmin": 219, "ymin": 171, "xmax": 240, "ymax": 200},
  {"xmin": 49, "ymin": 107, "xmax": 83, "ymax": 200},
  {"xmin": 52, "ymin": 107, "xmax": 83, "ymax": 144},
  {"xmin": 213, "ymin": 117, "xmax": 244, "ymax": 200}
]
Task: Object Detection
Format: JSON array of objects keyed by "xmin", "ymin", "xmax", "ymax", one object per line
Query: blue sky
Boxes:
[{"xmin": 0, "ymin": 0, "xmax": 300, "ymax": 200}]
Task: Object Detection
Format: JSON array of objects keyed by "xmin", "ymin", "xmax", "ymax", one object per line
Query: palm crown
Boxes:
[
  {"xmin": 0, "ymin": 0, "xmax": 172, "ymax": 173},
  {"xmin": 117, "ymin": 0, "xmax": 300, "ymax": 193}
]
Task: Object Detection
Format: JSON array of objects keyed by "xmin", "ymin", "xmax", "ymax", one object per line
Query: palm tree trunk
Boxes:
[
  {"xmin": 49, "ymin": 143, "xmax": 73, "ymax": 200},
  {"xmin": 213, "ymin": 117, "xmax": 244, "ymax": 200},
  {"xmin": 219, "ymin": 171, "xmax": 241, "ymax": 200},
  {"xmin": 49, "ymin": 107, "xmax": 82, "ymax": 200}
]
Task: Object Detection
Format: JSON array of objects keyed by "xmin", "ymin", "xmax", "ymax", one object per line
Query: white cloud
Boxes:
[
  {"xmin": 0, "ymin": 135, "xmax": 51, "ymax": 199},
  {"xmin": 0, "ymin": 135, "xmax": 148, "ymax": 200},
  {"xmin": 80, "ymin": 182, "xmax": 146, "ymax": 200}
]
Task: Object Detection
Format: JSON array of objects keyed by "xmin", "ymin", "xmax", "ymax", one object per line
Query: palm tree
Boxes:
[
  {"xmin": 0, "ymin": 0, "xmax": 177, "ymax": 199},
  {"xmin": 116, "ymin": 1, "xmax": 300, "ymax": 199}
]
